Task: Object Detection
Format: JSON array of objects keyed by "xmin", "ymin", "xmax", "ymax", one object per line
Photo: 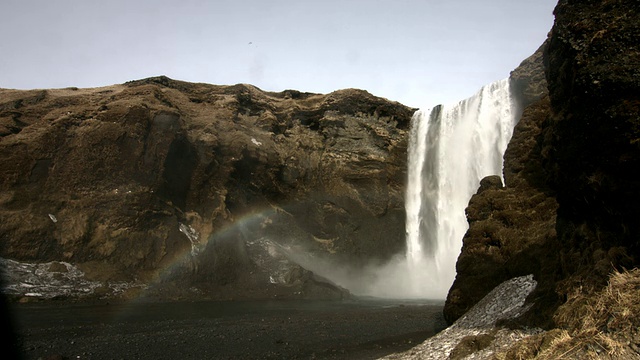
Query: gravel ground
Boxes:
[{"xmin": 9, "ymin": 299, "xmax": 446, "ymax": 360}]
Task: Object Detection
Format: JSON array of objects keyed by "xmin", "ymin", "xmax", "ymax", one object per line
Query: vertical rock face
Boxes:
[
  {"xmin": 446, "ymin": 0, "xmax": 640, "ymax": 327},
  {"xmin": 0, "ymin": 78, "xmax": 415, "ymax": 299},
  {"xmin": 509, "ymin": 41, "xmax": 549, "ymax": 109},
  {"xmin": 543, "ymin": 0, "xmax": 640, "ymax": 290}
]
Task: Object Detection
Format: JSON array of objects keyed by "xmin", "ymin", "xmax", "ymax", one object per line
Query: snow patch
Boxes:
[
  {"xmin": 382, "ymin": 275, "xmax": 541, "ymax": 360},
  {"xmin": 0, "ymin": 258, "xmax": 143, "ymax": 299}
]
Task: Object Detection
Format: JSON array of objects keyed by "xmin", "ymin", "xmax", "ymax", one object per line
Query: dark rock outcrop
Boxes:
[
  {"xmin": 0, "ymin": 78, "xmax": 414, "ymax": 300},
  {"xmin": 445, "ymin": 0, "xmax": 640, "ymax": 331},
  {"xmin": 510, "ymin": 41, "xmax": 549, "ymax": 108},
  {"xmin": 542, "ymin": 0, "xmax": 640, "ymax": 295}
]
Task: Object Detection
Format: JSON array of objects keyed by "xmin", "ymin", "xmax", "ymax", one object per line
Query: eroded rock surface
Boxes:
[
  {"xmin": 0, "ymin": 78, "xmax": 415, "ymax": 300},
  {"xmin": 542, "ymin": 0, "xmax": 640, "ymax": 295}
]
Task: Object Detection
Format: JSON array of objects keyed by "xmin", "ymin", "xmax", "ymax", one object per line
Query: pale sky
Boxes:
[{"xmin": 0, "ymin": 0, "xmax": 556, "ymax": 108}]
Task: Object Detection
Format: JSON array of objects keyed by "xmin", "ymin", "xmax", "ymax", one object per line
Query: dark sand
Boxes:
[{"xmin": 9, "ymin": 298, "xmax": 446, "ymax": 360}]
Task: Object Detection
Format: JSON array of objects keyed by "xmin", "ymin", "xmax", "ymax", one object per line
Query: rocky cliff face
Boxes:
[
  {"xmin": 543, "ymin": 0, "xmax": 640, "ymax": 293},
  {"xmin": 509, "ymin": 41, "xmax": 549, "ymax": 108},
  {"xmin": 445, "ymin": 0, "xmax": 640, "ymax": 333},
  {"xmin": 0, "ymin": 78, "xmax": 415, "ymax": 300}
]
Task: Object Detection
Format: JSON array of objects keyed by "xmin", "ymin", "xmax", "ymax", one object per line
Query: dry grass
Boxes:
[{"xmin": 493, "ymin": 269, "xmax": 640, "ymax": 359}]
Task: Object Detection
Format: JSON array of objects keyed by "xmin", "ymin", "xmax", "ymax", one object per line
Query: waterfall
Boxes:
[
  {"xmin": 282, "ymin": 78, "xmax": 520, "ymax": 300},
  {"xmin": 405, "ymin": 78, "xmax": 519, "ymax": 299}
]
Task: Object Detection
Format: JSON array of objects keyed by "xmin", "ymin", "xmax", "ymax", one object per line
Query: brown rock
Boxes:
[
  {"xmin": 541, "ymin": 0, "xmax": 640, "ymax": 313},
  {"xmin": 510, "ymin": 40, "xmax": 549, "ymax": 108},
  {"xmin": 0, "ymin": 77, "xmax": 415, "ymax": 300}
]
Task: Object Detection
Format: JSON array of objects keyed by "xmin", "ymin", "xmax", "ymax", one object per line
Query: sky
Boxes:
[{"xmin": 0, "ymin": 0, "xmax": 557, "ymax": 108}]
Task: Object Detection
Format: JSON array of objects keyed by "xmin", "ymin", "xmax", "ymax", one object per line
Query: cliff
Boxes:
[
  {"xmin": 0, "ymin": 78, "xmax": 415, "ymax": 300},
  {"xmin": 543, "ymin": 0, "xmax": 640, "ymax": 291},
  {"xmin": 444, "ymin": 0, "xmax": 640, "ymax": 357}
]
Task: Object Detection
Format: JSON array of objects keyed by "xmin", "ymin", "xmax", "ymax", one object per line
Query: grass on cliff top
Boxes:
[{"xmin": 494, "ymin": 268, "xmax": 640, "ymax": 359}]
